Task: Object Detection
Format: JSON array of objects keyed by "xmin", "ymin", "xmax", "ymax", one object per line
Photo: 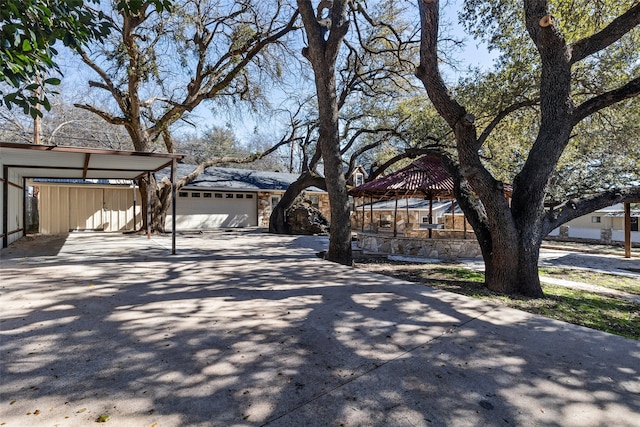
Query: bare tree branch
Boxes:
[{"xmin": 478, "ymin": 98, "xmax": 539, "ymax": 147}]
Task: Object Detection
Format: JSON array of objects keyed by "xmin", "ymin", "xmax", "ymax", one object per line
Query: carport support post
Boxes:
[
  {"xmin": 2, "ymin": 166, "xmax": 8, "ymax": 248},
  {"xmin": 171, "ymin": 157, "xmax": 177, "ymax": 255},
  {"xmin": 146, "ymin": 172, "xmax": 151, "ymax": 239},
  {"xmin": 624, "ymin": 202, "xmax": 631, "ymax": 258}
]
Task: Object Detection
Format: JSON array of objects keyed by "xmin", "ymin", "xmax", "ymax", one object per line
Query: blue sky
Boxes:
[{"xmin": 55, "ymin": 1, "xmax": 497, "ymax": 147}]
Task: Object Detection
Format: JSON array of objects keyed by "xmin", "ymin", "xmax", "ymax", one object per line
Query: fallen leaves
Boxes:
[{"xmin": 96, "ymin": 414, "xmax": 111, "ymax": 422}]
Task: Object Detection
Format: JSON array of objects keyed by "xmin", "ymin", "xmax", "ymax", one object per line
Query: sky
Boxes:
[{"xmin": 52, "ymin": 0, "xmax": 498, "ymax": 148}]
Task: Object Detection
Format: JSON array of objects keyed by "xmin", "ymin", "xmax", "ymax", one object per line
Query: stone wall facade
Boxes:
[
  {"xmin": 257, "ymin": 191, "xmax": 330, "ymax": 227},
  {"xmin": 356, "ymin": 232, "xmax": 481, "ymax": 259}
]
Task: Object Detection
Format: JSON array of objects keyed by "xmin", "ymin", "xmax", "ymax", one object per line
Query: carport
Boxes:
[{"xmin": 0, "ymin": 142, "xmax": 183, "ymax": 253}]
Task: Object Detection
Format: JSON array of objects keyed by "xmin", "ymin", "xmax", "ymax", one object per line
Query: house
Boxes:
[
  {"xmin": 548, "ymin": 203, "xmax": 640, "ymax": 243},
  {"xmin": 157, "ymin": 164, "xmax": 330, "ymax": 230},
  {"xmin": 346, "ymin": 165, "xmax": 367, "ymax": 187}
]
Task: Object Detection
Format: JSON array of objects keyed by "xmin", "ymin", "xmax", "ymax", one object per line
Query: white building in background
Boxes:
[{"xmin": 547, "ymin": 203, "xmax": 639, "ymax": 243}]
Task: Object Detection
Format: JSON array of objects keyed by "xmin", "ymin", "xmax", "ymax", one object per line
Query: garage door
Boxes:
[{"xmin": 167, "ymin": 191, "xmax": 258, "ymax": 229}]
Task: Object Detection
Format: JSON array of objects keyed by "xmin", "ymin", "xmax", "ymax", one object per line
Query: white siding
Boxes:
[
  {"xmin": 5, "ymin": 168, "xmax": 24, "ymax": 245},
  {"xmin": 37, "ymin": 185, "xmax": 139, "ymax": 234}
]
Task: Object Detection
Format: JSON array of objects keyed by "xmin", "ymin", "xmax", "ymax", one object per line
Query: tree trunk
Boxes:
[
  {"xmin": 138, "ymin": 174, "xmax": 172, "ymax": 234},
  {"xmin": 297, "ymin": 0, "xmax": 352, "ymax": 266},
  {"xmin": 315, "ymin": 72, "xmax": 352, "ymax": 265},
  {"xmin": 269, "ymin": 172, "xmax": 326, "ymax": 234}
]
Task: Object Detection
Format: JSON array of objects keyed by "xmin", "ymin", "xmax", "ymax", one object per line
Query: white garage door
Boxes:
[{"xmin": 167, "ymin": 191, "xmax": 258, "ymax": 229}]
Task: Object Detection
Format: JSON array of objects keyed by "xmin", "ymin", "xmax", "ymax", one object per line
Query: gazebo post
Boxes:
[
  {"xmin": 361, "ymin": 196, "xmax": 365, "ymax": 232},
  {"xmin": 393, "ymin": 197, "xmax": 398, "ymax": 237},
  {"xmin": 625, "ymin": 202, "xmax": 631, "ymax": 258},
  {"xmin": 171, "ymin": 157, "xmax": 177, "ymax": 255},
  {"xmin": 451, "ymin": 199, "xmax": 455, "ymax": 231},
  {"xmin": 146, "ymin": 172, "xmax": 151, "ymax": 239},
  {"xmin": 370, "ymin": 195, "xmax": 374, "ymax": 228},
  {"xmin": 405, "ymin": 196, "xmax": 410, "ymax": 231},
  {"xmin": 428, "ymin": 195, "xmax": 433, "ymax": 239}
]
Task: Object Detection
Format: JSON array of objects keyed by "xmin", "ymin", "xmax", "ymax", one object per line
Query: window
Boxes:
[
  {"xmin": 246, "ymin": 194, "xmax": 254, "ymax": 199},
  {"xmin": 215, "ymin": 193, "xmax": 223, "ymax": 198},
  {"xmin": 191, "ymin": 192, "xmax": 200, "ymax": 198},
  {"xmin": 271, "ymin": 195, "xmax": 281, "ymax": 209},
  {"xmin": 179, "ymin": 192, "xmax": 188, "ymax": 198},
  {"xmin": 236, "ymin": 194, "xmax": 244, "ymax": 199},
  {"xmin": 225, "ymin": 193, "xmax": 234, "ymax": 199},
  {"xmin": 355, "ymin": 173, "xmax": 364, "ymax": 187},
  {"xmin": 591, "ymin": 216, "xmax": 601, "ymax": 223},
  {"xmin": 309, "ymin": 195, "xmax": 319, "ymax": 208},
  {"xmin": 204, "ymin": 193, "xmax": 212, "ymax": 198},
  {"xmin": 422, "ymin": 216, "xmax": 430, "ymax": 223}
]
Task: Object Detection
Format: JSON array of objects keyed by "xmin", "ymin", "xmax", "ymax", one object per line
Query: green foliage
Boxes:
[
  {"xmin": 176, "ymin": 126, "xmax": 245, "ymax": 165},
  {"xmin": 0, "ymin": 0, "xmax": 111, "ymax": 117},
  {"xmin": 454, "ymin": 0, "xmax": 640, "ymax": 197},
  {"xmin": 0, "ymin": 0, "xmax": 171, "ymax": 118}
]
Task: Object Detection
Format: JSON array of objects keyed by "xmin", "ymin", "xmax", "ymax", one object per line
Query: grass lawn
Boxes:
[
  {"xmin": 356, "ymin": 260, "xmax": 640, "ymax": 340},
  {"xmin": 539, "ymin": 267, "xmax": 640, "ymax": 294}
]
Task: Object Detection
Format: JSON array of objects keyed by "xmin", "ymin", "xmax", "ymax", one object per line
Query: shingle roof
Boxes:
[{"xmin": 156, "ymin": 164, "xmax": 325, "ymax": 192}]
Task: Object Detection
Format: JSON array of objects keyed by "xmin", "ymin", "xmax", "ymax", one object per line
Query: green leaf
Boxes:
[{"xmin": 21, "ymin": 39, "xmax": 33, "ymax": 52}]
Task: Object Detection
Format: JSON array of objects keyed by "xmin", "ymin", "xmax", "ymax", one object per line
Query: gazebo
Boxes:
[{"xmin": 349, "ymin": 156, "xmax": 478, "ymax": 238}]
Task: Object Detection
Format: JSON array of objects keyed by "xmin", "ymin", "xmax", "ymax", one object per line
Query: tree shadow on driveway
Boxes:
[{"xmin": 1, "ymin": 232, "xmax": 638, "ymax": 426}]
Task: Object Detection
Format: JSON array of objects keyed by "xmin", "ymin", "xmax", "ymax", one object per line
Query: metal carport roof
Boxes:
[
  {"xmin": 0, "ymin": 142, "xmax": 181, "ymax": 180},
  {"xmin": 1, "ymin": 142, "xmax": 183, "ymax": 251}
]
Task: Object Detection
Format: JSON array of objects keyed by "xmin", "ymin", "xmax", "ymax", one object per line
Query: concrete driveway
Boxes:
[{"xmin": 1, "ymin": 231, "xmax": 639, "ymax": 426}]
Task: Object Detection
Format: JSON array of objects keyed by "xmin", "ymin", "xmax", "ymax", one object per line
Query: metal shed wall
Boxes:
[{"xmin": 37, "ymin": 184, "xmax": 142, "ymax": 233}]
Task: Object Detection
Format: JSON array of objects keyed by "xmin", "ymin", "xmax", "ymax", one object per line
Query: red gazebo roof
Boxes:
[
  {"xmin": 349, "ymin": 155, "xmax": 512, "ymax": 199},
  {"xmin": 349, "ymin": 156, "xmax": 455, "ymax": 198}
]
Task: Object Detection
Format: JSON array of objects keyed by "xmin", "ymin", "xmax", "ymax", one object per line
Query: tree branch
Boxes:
[
  {"xmin": 73, "ymin": 103, "xmax": 128, "ymax": 126},
  {"xmin": 543, "ymin": 186, "xmax": 640, "ymax": 235},
  {"xmin": 570, "ymin": 4, "xmax": 640, "ymax": 65},
  {"xmin": 572, "ymin": 77, "xmax": 640, "ymax": 126},
  {"xmin": 414, "ymin": 0, "xmax": 466, "ymax": 128},
  {"xmin": 175, "ymin": 135, "xmax": 294, "ymax": 189},
  {"xmin": 367, "ymin": 143, "xmax": 441, "ymax": 181},
  {"xmin": 478, "ymin": 98, "xmax": 539, "ymax": 147}
]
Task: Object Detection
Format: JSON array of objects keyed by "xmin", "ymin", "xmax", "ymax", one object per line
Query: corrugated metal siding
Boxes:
[
  {"xmin": 38, "ymin": 186, "xmax": 70, "ymax": 234},
  {"xmin": 104, "ymin": 188, "xmax": 141, "ymax": 231},
  {"xmin": 37, "ymin": 185, "xmax": 139, "ymax": 234},
  {"xmin": 69, "ymin": 188, "xmax": 104, "ymax": 230}
]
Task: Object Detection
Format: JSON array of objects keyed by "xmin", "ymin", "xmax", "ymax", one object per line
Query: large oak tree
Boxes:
[
  {"xmin": 415, "ymin": 0, "xmax": 640, "ymax": 296},
  {"xmin": 74, "ymin": 0, "xmax": 299, "ymax": 231}
]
